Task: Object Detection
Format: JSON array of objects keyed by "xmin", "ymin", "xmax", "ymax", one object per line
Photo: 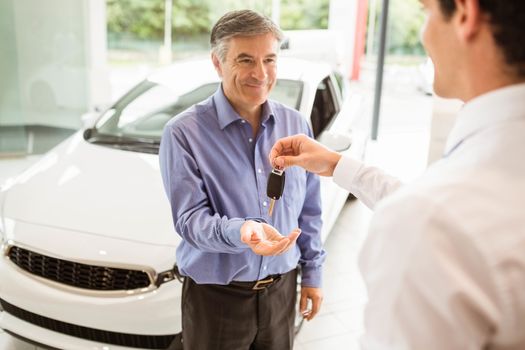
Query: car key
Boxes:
[{"xmin": 266, "ymin": 168, "xmax": 285, "ymax": 216}]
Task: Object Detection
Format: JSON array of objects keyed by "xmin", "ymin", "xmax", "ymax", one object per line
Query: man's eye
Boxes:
[
  {"xmin": 265, "ymin": 58, "xmax": 276, "ymax": 64},
  {"xmin": 238, "ymin": 59, "xmax": 253, "ymax": 64}
]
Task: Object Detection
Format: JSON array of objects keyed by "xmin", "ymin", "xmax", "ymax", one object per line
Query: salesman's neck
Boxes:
[{"xmin": 462, "ymin": 74, "xmax": 525, "ymax": 102}]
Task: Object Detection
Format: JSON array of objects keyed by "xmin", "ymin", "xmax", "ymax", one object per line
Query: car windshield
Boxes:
[{"xmin": 89, "ymin": 79, "xmax": 303, "ymax": 150}]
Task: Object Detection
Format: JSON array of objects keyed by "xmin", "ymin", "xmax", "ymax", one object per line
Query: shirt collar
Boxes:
[
  {"xmin": 444, "ymin": 82, "xmax": 525, "ymax": 156},
  {"xmin": 212, "ymin": 84, "xmax": 275, "ymax": 130}
]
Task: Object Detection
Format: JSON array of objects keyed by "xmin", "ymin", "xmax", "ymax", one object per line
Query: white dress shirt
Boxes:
[{"xmin": 333, "ymin": 83, "xmax": 525, "ymax": 350}]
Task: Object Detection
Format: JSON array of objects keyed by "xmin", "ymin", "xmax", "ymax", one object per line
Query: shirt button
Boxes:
[
  {"xmin": 257, "ymin": 168, "xmax": 262, "ymax": 173},
  {"xmin": 248, "ymin": 138, "xmax": 253, "ymax": 143},
  {"xmin": 263, "ymin": 201, "xmax": 267, "ymax": 207},
  {"xmin": 263, "ymin": 266, "xmax": 267, "ymax": 270},
  {"xmin": 241, "ymin": 120, "xmax": 246, "ymax": 123}
]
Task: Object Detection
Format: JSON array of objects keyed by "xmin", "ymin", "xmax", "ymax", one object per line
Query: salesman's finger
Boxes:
[
  {"xmin": 269, "ymin": 134, "xmax": 306, "ymax": 165},
  {"xmin": 273, "ymin": 154, "xmax": 305, "ymax": 169},
  {"xmin": 268, "ymin": 135, "xmax": 294, "ymax": 160}
]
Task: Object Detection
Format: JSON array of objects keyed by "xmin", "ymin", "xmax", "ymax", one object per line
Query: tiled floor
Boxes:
[
  {"xmin": 0, "ymin": 61, "xmax": 433, "ymax": 349},
  {"xmin": 294, "ymin": 200, "xmax": 371, "ymax": 350}
]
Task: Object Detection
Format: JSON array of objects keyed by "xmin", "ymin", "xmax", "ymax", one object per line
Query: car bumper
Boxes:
[{"xmin": 0, "ymin": 222, "xmax": 182, "ymax": 349}]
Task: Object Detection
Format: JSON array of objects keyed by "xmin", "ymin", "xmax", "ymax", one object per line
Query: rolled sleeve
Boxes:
[
  {"xmin": 300, "ymin": 265, "xmax": 323, "ymax": 288},
  {"xmin": 222, "ymin": 218, "xmax": 247, "ymax": 248}
]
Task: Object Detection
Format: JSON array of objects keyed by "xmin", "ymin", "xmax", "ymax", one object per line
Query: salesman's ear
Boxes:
[
  {"xmin": 454, "ymin": 0, "xmax": 484, "ymax": 43},
  {"xmin": 211, "ymin": 53, "xmax": 223, "ymax": 78}
]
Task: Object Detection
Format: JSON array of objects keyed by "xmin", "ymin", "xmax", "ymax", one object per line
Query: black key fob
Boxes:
[{"xmin": 267, "ymin": 168, "xmax": 285, "ymax": 200}]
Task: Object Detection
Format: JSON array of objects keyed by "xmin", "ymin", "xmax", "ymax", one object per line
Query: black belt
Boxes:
[{"xmin": 230, "ymin": 274, "xmax": 283, "ymax": 290}]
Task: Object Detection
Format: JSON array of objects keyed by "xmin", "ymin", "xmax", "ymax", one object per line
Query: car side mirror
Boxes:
[
  {"xmin": 80, "ymin": 112, "xmax": 100, "ymax": 130},
  {"xmin": 318, "ymin": 130, "xmax": 352, "ymax": 152}
]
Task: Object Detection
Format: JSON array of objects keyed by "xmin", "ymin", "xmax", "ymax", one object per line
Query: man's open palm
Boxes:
[{"xmin": 241, "ymin": 221, "xmax": 301, "ymax": 256}]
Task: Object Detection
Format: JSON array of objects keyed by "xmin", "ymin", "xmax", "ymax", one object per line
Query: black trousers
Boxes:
[{"xmin": 181, "ymin": 269, "xmax": 297, "ymax": 350}]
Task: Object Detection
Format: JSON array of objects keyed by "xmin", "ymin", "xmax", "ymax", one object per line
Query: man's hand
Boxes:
[
  {"xmin": 300, "ymin": 287, "xmax": 323, "ymax": 321},
  {"xmin": 269, "ymin": 134, "xmax": 342, "ymax": 177},
  {"xmin": 240, "ymin": 220, "xmax": 301, "ymax": 256}
]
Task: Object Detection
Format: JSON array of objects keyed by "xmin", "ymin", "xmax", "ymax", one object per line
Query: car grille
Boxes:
[
  {"xmin": 7, "ymin": 245, "xmax": 151, "ymax": 291},
  {"xmin": 0, "ymin": 298, "xmax": 180, "ymax": 349}
]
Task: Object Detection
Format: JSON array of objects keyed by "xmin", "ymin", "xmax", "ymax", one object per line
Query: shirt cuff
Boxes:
[
  {"xmin": 224, "ymin": 218, "xmax": 246, "ymax": 248},
  {"xmin": 245, "ymin": 217, "xmax": 267, "ymax": 224},
  {"xmin": 333, "ymin": 155, "xmax": 364, "ymax": 192},
  {"xmin": 300, "ymin": 266, "xmax": 322, "ymax": 288}
]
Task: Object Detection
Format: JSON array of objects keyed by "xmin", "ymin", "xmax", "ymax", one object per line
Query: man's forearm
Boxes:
[{"xmin": 333, "ymin": 156, "xmax": 403, "ymax": 209}]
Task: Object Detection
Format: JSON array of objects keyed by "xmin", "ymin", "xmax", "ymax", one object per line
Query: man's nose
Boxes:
[{"xmin": 251, "ymin": 61, "xmax": 268, "ymax": 81}]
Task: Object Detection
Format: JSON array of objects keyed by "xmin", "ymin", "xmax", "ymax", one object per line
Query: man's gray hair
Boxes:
[{"xmin": 210, "ymin": 10, "xmax": 284, "ymax": 62}]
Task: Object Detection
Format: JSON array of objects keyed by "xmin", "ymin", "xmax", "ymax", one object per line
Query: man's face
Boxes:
[
  {"xmin": 420, "ymin": 0, "xmax": 460, "ymax": 98},
  {"xmin": 212, "ymin": 32, "xmax": 278, "ymax": 112}
]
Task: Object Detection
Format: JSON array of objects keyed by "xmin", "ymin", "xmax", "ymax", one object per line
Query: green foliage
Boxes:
[
  {"xmin": 107, "ymin": 0, "xmax": 212, "ymax": 40},
  {"xmin": 280, "ymin": 0, "xmax": 329, "ymax": 30},
  {"xmin": 107, "ymin": 0, "xmax": 330, "ymax": 41},
  {"xmin": 107, "ymin": 0, "xmax": 424, "ymax": 56},
  {"xmin": 386, "ymin": 0, "xmax": 426, "ymax": 55},
  {"xmin": 209, "ymin": 0, "xmax": 272, "ymax": 21}
]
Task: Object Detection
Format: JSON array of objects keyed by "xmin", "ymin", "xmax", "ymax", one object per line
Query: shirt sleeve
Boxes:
[
  {"xmin": 159, "ymin": 123, "xmax": 248, "ymax": 254},
  {"xmin": 333, "ymin": 155, "xmax": 403, "ymax": 209},
  {"xmin": 359, "ymin": 193, "xmax": 500, "ymax": 350},
  {"xmin": 297, "ymin": 124, "xmax": 326, "ymax": 288}
]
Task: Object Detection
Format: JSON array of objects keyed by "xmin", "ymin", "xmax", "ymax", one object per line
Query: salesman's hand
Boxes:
[
  {"xmin": 240, "ymin": 220, "xmax": 301, "ymax": 256},
  {"xmin": 269, "ymin": 134, "xmax": 342, "ymax": 177},
  {"xmin": 300, "ymin": 287, "xmax": 323, "ymax": 321}
]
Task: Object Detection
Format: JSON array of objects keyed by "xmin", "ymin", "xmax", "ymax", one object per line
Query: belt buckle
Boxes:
[{"xmin": 252, "ymin": 277, "xmax": 274, "ymax": 290}]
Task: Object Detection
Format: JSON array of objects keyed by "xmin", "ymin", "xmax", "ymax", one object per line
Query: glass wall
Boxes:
[{"xmin": 0, "ymin": 0, "xmax": 108, "ymax": 156}]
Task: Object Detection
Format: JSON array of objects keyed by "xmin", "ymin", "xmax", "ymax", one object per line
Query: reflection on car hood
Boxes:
[{"xmin": 3, "ymin": 131, "xmax": 180, "ymax": 247}]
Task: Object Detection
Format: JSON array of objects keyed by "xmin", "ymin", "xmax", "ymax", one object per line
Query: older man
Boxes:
[{"xmin": 159, "ymin": 10, "xmax": 325, "ymax": 350}]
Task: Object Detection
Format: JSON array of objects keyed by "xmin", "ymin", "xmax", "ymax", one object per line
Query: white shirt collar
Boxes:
[{"xmin": 444, "ymin": 83, "xmax": 525, "ymax": 156}]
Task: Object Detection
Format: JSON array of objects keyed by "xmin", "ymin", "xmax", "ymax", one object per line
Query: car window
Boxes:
[
  {"xmin": 332, "ymin": 71, "xmax": 346, "ymax": 101},
  {"xmin": 92, "ymin": 79, "xmax": 303, "ymax": 142},
  {"xmin": 95, "ymin": 82, "xmax": 219, "ymax": 138},
  {"xmin": 310, "ymin": 77, "xmax": 340, "ymax": 138},
  {"xmin": 270, "ymin": 79, "xmax": 303, "ymax": 110}
]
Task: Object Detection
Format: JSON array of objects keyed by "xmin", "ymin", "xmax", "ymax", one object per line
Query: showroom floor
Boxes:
[{"xmin": 0, "ymin": 61, "xmax": 434, "ymax": 349}]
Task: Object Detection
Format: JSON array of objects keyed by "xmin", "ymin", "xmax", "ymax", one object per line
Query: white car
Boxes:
[{"xmin": 0, "ymin": 58, "xmax": 364, "ymax": 350}]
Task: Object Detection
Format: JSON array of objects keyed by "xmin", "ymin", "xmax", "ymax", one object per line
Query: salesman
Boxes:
[{"xmin": 269, "ymin": 0, "xmax": 525, "ymax": 349}]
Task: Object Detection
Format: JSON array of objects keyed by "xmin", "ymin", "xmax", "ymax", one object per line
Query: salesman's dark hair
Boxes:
[{"xmin": 437, "ymin": 0, "xmax": 525, "ymax": 77}]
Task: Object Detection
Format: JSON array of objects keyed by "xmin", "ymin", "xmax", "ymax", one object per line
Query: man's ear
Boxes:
[
  {"xmin": 211, "ymin": 53, "xmax": 223, "ymax": 78},
  {"xmin": 454, "ymin": 0, "xmax": 483, "ymax": 42}
]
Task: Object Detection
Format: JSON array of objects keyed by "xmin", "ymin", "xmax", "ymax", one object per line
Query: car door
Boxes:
[{"xmin": 311, "ymin": 74, "xmax": 359, "ymax": 241}]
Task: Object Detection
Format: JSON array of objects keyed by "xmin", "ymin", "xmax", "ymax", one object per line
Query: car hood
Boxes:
[{"xmin": 2, "ymin": 131, "xmax": 180, "ymax": 247}]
